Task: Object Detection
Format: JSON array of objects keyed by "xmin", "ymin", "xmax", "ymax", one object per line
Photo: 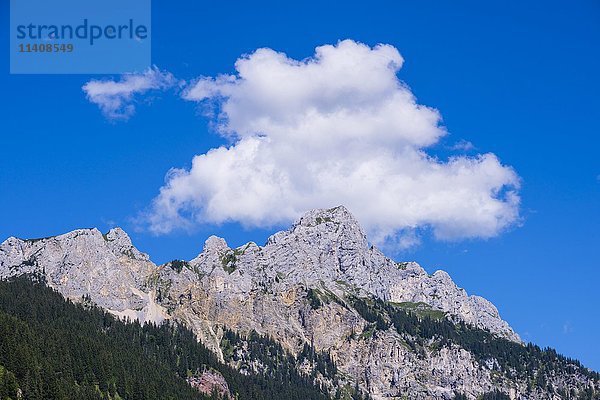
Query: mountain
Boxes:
[
  {"xmin": 1, "ymin": 206, "xmax": 598, "ymax": 399},
  {"xmin": 0, "ymin": 276, "xmax": 340, "ymax": 400}
]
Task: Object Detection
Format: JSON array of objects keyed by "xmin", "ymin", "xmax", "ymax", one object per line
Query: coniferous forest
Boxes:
[
  {"xmin": 0, "ymin": 276, "xmax": 598, "ymax": 399},
  {"xmin": 0, "ymin": 276, "xmax": 336, "ymax": 400},
  {"xmin": 350, "ymin": 296, "xmax": 599, "ymax": 399}
]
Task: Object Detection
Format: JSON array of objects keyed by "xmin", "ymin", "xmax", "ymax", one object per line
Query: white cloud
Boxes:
[
  {"xmin": 83, "ymin": 67, "xmax": 176, "ymax": 120},
  {"xmin": 449, "ymin": 139, "xmax": 476, "ymax": 151},
  {"xmin": 147, "ymin": 40, "xmax": 521, "ymax": 246},
  {"xmin": 563, "ymin": 321, "xmax": 574, "ymax": 334}
]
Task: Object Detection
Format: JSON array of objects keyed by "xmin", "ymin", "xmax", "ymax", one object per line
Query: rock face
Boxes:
[
  {"xmin": 0, "ymin": 207, "xmax": 597, "ymax": 399},
  {"xmin": 187, "ymin": 370, "xmax": 232, "ymax": 399},
  {"xmin": 0, "ymin": 227, "xmax": 168, "ymax": 324}
]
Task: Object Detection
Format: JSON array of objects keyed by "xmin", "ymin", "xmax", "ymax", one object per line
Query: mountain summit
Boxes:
[{"xmin": 1, "ymin": 207, "xmax": 598, "ymax": 399}]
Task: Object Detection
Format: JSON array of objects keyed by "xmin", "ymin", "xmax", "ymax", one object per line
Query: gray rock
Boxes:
[{"xmin": 1, "ymin": 206, "xmax": 596, "ymax": 399}]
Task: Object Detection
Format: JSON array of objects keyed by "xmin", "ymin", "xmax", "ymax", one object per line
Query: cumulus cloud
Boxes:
[
  {"xmin": 449, "ymin": 139, "xmax": 476, "ymax": 151},
  {"xmin": 147, "ymin": 40, "xmax": 521, "ymax": 246},
  {"xmin": 83, "ymin": 67, "xmax": 176, "ymax": 120}
]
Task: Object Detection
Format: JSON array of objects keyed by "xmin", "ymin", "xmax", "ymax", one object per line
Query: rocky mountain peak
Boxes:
[
  {"xmin": 293, "ymin": 205, "xmax": 365, "ymax": 237},
  {"xmin": 104, "ymin": 227, "xmax": 131, "ymax": 244},
  {"xmin": 293, "ymin": 205, "xmax": 359, "ymax": 228},
  {"xmin": 203, "ymin": 235, "xmax": 229, "ymax": 253},
  {"xmin": 0, "ymin": 220, "xmax": 597, "ymax": 400},
  {"xmin": 266, "ymin": 205, "xmax": 368, "ymax": 251},
  {"xmin": 0, "ymin": 209, "xmax": 547, "ymax": 399},
  {"xmin": 0, "ymin": 227, "xmax": 158, "ymax": 320},
  {"xmin": 103, "ymin": 227, "xmax": 149, "ymax": 261}
]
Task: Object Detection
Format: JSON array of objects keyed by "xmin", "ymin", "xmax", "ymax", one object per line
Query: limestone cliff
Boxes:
[{"xmin": 1, "ymin": 207, "xmax": 597, "ymax": 399}]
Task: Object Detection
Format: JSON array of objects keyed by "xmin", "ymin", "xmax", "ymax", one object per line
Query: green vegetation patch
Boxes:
[
  {"xmin": 0, "ymin": 275, "xmax": 344, "ymax": 400},
  {"xmin": 388, "ymin": 301, "xmax": 446, "ymax": 320},
  {"xmin": 348, "ymin": 294, "xmax": 600, "ymax": 393},
  {"xmin": 0, "ymin": 364, "xmax": 19, "ymax": 400},
  {"xmin": 395, "ymin": 262, "xmax": 410, "ymax": 270},
  {"xmin": 306, "ymin": 287, "xmax": 346, "ymax": 311},
  {"xmin": 169, "ymin": 259, "xmax": 190, "ymax": 273},
  {"xmin": 360, "ymin": 323, "xmax": 376, "ymax": 339},
  {"xmin": 220, "ymin": 247, "xmax": 246, "ymax": 274},
  {"xmin": 307, "ymin": 288, "xmax": 323, "ymax": 310},
  {"xmin": 220, "ymin": 252, "xmax": 237, "ymax": 273},
  {"xmin": 315, "ymin": 216, "xmax": 333, "ymax": 225}
]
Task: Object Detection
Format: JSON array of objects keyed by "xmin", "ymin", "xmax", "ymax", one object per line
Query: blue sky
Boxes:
[{"xmin": 1, "ymin": 0, "xmax": 599, "ymax": 370}]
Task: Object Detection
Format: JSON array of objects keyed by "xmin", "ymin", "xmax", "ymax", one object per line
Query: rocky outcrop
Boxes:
[
  {"xmin": 0, "ymin": 206, "xmax": 596, "ymax": 399},
  {"xmin": 0, "ymin": 227, "xmax": 167, "ymax": 324},
  {"xmin": 187, "ymin": 370, "xmax": 232, "ymax": 399}
]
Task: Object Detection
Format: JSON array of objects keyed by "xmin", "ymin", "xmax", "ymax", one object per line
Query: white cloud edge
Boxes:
[
  {"xmin": 140, "ymin": 40, "xmax": 521, "ymax": 248},
  {"xmin": 82, "ymin": 66, "xmax": 178, "ymax": 120}
]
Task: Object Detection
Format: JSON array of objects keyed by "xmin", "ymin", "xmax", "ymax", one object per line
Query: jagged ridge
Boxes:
[{"xmin": 1, "ymin": 206, "xmax": 598, "ymax": 399}]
